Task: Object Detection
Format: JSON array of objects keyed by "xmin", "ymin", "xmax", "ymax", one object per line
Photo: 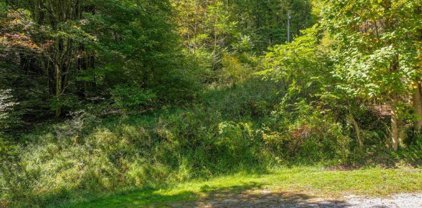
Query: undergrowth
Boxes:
[{"xmin": 1, "ymin": 79, "xmax": 421, "ymax": 207}]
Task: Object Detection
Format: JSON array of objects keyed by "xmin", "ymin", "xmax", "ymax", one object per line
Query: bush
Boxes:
[
  {"xmin": 204, "ymin": 77, "xmax": 282, "ymax": 120},
  {"xmin": 111, "ymin": 85, "xmax": 157, "ymax": 112},
  {"xmin": 0, "ymin": 89, "xmax": 19, "ymax": 133},
  {"xmin": 262, "ymin": 101, "xmax": 350, "ymax": 165},
  {"xmin": 218, "ymin": 53, "xmax": 252, "ymax": 85}
]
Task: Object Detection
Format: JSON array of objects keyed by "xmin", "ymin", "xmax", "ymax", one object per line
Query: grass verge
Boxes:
[{"xmin": 66, "ymin": 166, "xmax": 422, "ymax": 208}]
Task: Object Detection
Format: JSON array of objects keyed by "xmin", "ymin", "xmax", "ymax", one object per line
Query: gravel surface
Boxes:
[
  {"xmin": 172, "ymin": 192, "xmax": 422, "ymax": 208},
  {"xmin": 345, "ymin": 193, "xmax": 422, "ymax": 208}
]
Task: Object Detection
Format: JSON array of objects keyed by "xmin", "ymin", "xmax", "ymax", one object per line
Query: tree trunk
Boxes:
[
  {"xmin": 391, "ymin": 109, "xmax": 400, "ymax": 151},
  {"xmin": 348, "ymin": 114, "xmax": 363, "ymax": 148},
  {"xmin": 54, "ymin": 63, "xmax": 62, "ymax": 118},
  {"xmin": 414, "ymin": 83, "xmax": 422, "ymax": 131},
  {"xmin": 390, "ymin": 106, "xmax": 405, "ymax": 151},
  {"xmin": 389, "ymin": 53, "xmax": 402, "ymax": 151}
]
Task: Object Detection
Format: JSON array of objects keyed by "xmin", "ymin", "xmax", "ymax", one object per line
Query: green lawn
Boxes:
[{"xmin": 68, "ymin": 167, "xmax": 422, "ymax": 208}]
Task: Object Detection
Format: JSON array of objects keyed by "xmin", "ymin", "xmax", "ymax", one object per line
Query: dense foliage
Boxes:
[{"xmin": 0, "ymin": 0, "xmax": 421, "ymax": 207}]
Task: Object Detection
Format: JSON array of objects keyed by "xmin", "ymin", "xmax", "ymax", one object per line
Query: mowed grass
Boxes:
[{"xmin": 68, "ymin": 167, "xmax": 422, "ymax": 208}]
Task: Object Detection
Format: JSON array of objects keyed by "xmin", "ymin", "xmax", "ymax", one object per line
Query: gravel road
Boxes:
[
  {"xmin": 344, "ymin": 193, "xmax": 422, "ymax": 208},
  {"xmin": 173, "ymin": 192, "xmax": 422, "ymax": 208}
]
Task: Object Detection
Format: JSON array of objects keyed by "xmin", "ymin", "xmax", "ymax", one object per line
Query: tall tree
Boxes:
[
  {"xmin": 322, "ymin": 0, "xmax": 422, "ymax": 150},
  {"xmin": 2, "ymin": 0, "xmax": 94, "ymax": 117},
  {"xmin": 1, "ymin": 0, "xmax": 196, "ymax": 124}
]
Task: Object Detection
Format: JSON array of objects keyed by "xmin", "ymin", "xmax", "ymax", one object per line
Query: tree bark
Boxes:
[
  {"xmin": 348, "ymin": 114, "xmax": 363, "ymax": 148},
  {"xmin": 414, "ymin": 83, "xmax": 422, "ymax": 131},
  {"xmin": 55, "ymin": 63, "xmax": 62, "ymax": 118},
  {"xmin": 390, "ymin": 105, "xmax": 406, "ymax": 151},
  {"xmin": 391, "ymin": 108, "xmax": 400, "ymax": 151}
]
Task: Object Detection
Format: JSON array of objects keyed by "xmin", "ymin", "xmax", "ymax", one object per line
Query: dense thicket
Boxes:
[
  {"xmin": 1, "ymin": 0, "xmax": 421, "ymax": 207},
  {"xmin": 0, "ymin": 0, "xmax": 196, "ymax": 127},
  {"xmin": 172, "ymin": 0, "xmax": 313, "ymax": 84}
]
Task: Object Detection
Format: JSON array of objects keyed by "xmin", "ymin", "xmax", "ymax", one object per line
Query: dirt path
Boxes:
[{"xmin": 171, "ymin": 191, "xmax": 422, "ymax": 208}]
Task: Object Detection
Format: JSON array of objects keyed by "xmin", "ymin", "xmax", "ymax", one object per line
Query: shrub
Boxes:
[
  {"xmin": 0, "ymin": 89, "xmax": 19, "ymax": 133},
  {"xmin": 262, "ymin": 101, "xmax": 350, "ymax": 165},
  {"xmin": 111, "ymin": 85, "xmax": 157, "ymax": 112}
]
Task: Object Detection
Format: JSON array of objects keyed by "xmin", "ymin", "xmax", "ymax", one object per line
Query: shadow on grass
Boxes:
[
  {"xmin": 68, "ymin": 182, "xmax": 262, "ymax": 208},
  {"xmin": 68, "ymin": 188, "xmax": 197, "ymax": 208},
  {"xmin": 69, "ymin": 182, "xmax": 350, "ymax": 208},
  {"xmin": 180, "ymin": 191, "xmax": 350, "ymax": 208}
]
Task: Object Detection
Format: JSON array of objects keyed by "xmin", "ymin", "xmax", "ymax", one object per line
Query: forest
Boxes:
[{"xmin": 0, "ymin": 0, "xmax": 422, "ymax": 207}]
